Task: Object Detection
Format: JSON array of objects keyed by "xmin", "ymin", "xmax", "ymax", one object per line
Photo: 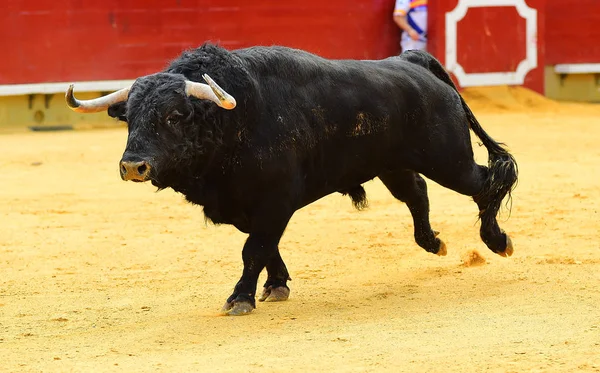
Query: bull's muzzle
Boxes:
[{"xmin": 120, "ymin": 160, "xmax": 151, "ymax": 182}]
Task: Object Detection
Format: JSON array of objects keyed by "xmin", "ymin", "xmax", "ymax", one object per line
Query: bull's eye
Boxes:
[
  {"xmin": 166, "ymin": 110, "xmax": 182, "ymax": 127},
  {"xmin": 166, "ymin": 115, "xmax": 180, "ymax": 127}
]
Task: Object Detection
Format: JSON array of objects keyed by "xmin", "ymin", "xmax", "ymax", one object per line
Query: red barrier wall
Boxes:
[
  {"xmin": 3, "ymin": 1, "xmax": 599, "ymax": 92},
  {"xmin": 429, "ymin": 0, "xmax": 546, "ymax": 94},
  {"xmin": 0, "ymin": 0, "xmax": 400, "ymax": 85},
  {"xmin": 545, "ymin": 0, "xmax": 600, "ymax": 65}
]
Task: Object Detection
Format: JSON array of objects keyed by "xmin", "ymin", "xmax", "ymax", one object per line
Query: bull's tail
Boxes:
[{"xmin": 400, "ymin": 50, "xmax": 518, "ymax": 212}]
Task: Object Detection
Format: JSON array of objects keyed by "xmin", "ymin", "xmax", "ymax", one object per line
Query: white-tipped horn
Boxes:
[
  {"xmin": 185, "ymin": 75, "xmax": 236, "ymax": 110},
  {"xmin": 65, "ymin": 85, "xmax": 130, "ymax": 113}
]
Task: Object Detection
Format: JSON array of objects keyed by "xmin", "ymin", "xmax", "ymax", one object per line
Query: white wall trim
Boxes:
[
  {"xmin": 0, "ymin": 80, "xmax": 135, "ymax": 97},
  {"xmin": 555, "ymin": 63, "xmax": 600, "ymax": 74},
  {"xmin": 445, "ymin": 0, "xmax": 538, "ymax": 87}
]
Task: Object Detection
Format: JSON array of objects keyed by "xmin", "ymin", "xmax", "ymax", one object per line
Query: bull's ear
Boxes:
[{"xmin": 107, "ymin": 101, "xmax": 128, "ymax": 122}]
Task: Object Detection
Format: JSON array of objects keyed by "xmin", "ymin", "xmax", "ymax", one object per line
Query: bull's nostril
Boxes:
[{"xmin": 120, "ymin": 160, "xmax": 150, "ymax": 181}]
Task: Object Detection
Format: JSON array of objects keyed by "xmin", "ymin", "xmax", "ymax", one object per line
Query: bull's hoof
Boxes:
[
  {"xmin": 258, "ymin": 286, "xmax": 290, "ymax": 302},
  {"xmin": 497, "ymin": 235, "xmax": 514, "ymax": 258},
  {"xmin": 436, "ymin": 239, "xmax": 447, "ymax": 256},
  {"xmin": 221, "ymin": 300, "xmax": 255, "ymax": 316}
]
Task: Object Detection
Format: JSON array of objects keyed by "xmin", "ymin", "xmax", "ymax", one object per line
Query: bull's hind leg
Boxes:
[
  {"xmin": 421, "ymin": 162, "xmax": 513, "ymax": 257},
  {"xmin": 472, "ymin": 171, "xmax": 515, "ymax": 257},
  {"xmin": 379, "ymin": 170, "xmax": 446, "ymax": 256},
  {"xmin": 258, "ymin": 250, "xmax": 291, "ymax": 302}
]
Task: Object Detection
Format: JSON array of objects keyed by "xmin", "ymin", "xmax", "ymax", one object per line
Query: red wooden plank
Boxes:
[
  {"xmin": 457, "ymin": 7, "xmax": 526, "ymax": 74},
  {"xmin": 1, "ymin": 0, "xmax": 400, "ymax": 84},
  {"xmin": 428, "ymin": 0, "xmax": 545, "ymax": 94},
  {"xmin": 545, "ymin": 0, "xmax": 600, "ymax": 64}
]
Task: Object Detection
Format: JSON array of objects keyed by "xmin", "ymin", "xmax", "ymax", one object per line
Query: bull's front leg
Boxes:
[
  {"xmin": 259, "ymin": 249, "xmax": 291, "ymax": 302},
  {"xmin": 222, "ymin": 216, "xmax": 291, "ymax": 316}
]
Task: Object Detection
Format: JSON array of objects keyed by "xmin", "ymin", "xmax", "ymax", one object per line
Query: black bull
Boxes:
[{"xmin": 66, "ymin": 44, "xmax": 517, "ymax": 315}]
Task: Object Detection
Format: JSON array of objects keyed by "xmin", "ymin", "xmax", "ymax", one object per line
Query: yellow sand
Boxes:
[{"xmin": 1, "ymin": 87, "xmax": 600, "ymax": 372}]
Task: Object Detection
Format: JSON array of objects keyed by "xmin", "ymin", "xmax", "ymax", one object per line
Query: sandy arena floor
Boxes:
[{"xmin": 1, "ymin": 87, "xmax": 599, "ymax": 372}]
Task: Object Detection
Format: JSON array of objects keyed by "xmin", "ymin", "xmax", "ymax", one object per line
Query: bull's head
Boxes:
[{"xmin": 66, "ymin": 73, "xmax": 236, "ymax": 187}]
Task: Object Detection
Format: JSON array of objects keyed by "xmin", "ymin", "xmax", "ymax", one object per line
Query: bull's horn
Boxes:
[
  {"xmin": 185, "ymin": 74, "xmax": 236, "ymax": 110},
  {"xmin": 66, "ymin": 84, "xmax": 130, "ymax": 113}
]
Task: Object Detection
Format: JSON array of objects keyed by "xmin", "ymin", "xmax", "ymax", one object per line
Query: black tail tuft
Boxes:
[
  {"xmin": 475, "ymin": 151, "xmax": 518, "ymax": 216},
  {"xmin": 339, "ymin": 185, "xmax": 369, "ymax": 210}
]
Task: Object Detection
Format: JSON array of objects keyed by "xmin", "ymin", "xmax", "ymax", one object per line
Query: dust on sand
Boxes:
[
  {"xmin": 461, "ymin": 249, "xmax": 487, "ymax": 267},
  {"xmin": 1, "ymin": 87, "xmax": 600, "ymax": 372}
]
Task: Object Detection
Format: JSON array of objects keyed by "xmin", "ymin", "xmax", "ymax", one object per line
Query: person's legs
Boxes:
[{"xmin": 401, "ymin": 38, "xmax": 427, "ymax": 52}]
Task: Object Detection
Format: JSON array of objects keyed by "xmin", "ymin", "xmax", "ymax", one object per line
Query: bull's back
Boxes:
[{"xmin": 235, "ymin": 47, "xmax": 465, "ymax": 204}]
